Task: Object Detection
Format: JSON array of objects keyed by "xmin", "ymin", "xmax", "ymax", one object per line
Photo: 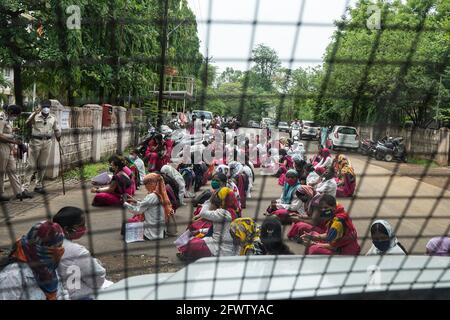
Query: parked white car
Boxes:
[
  {"xmin": 328, "ymin": 125, "xmax": 360, "ymax": 150},
  {"xmin": 300, "ymin": 120, "xmax": 320, "ymax": 140}
]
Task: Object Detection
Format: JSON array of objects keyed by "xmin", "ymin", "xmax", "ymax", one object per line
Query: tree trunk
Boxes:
[{"xmin": 13, "ymin": 64, "xmax": 23, "ymax": 106}]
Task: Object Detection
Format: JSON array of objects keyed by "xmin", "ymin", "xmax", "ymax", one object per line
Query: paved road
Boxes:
[{"xmin": 1, "ymin": 128, "xmax": 449, "ymax": 280}]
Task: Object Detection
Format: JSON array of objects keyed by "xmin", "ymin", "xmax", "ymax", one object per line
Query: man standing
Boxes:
[
  {"xmin": 24, "ymin": 100, "xmax": 61, "ymax": 194},
  {"xmin": 0, "ymin": 105, "xmax": 33, "ymax": 201}
]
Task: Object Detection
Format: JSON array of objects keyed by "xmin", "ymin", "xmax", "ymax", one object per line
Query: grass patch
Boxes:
[
  {"xmin": 407, "ymin": 158, "xmax": 438, "ymax": 167},
  {"xmin": 64, "ymin": 162, "xmax": 109, "ymax": 181}
]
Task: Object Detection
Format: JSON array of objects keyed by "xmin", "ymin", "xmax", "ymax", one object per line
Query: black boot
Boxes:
[
  {"xmin": 0, "ymin": 195, "xmax": 10, "ymax": 202},
  {"xmin": 17, "ymin": 191, "xmax": 33, "ymax": 200},
  {"xmin": 34, "ymin": 187, "xmax": 47, "ymax": 195}
]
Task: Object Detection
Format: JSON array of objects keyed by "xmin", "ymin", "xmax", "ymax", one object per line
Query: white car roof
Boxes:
[{"xmin": 96, "ymin": 255, "xmax": 450, "ymax": 300}]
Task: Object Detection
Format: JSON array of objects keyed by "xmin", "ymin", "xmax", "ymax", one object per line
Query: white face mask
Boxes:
[
  {"xmin": 42, "ymin": 107, "xmax": 50, "ymax": 114},
  {"xmin": 8, "ymin": 116, "xmax": 17, "ymax": 122}
]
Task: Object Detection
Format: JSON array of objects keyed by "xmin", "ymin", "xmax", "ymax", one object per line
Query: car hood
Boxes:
[{"xmin": 95, "ymin": 255, "xmax": 450, "ymax": 300}]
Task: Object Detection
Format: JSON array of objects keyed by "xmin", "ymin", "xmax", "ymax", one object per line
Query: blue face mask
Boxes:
[
  {"xmin": 320, "ymin": 208, "xmax": 333, "ymax": 218},
  {"xmin": 373, "ymin": 240, "xmax": 391, "ymax": 252}
]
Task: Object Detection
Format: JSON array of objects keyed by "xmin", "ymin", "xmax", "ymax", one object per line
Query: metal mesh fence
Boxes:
[{"xmin": 0, "ymin": 0, "xmax": 449, "ymax": 301}]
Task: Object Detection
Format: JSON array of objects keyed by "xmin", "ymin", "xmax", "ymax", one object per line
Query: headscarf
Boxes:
[
  {"xmin": 216, "ymin": 164, "xmax": 230, "ymax": 178},
  {"xmin": 229, "ymin": 161, "xmax": 244, "ymax": 178},
  {"xmin": 426, "ymin": 237, "xmax": 450, "ymax": 256},
  {"xmin": 370, "ymin": 220, "xmax": 399, "ymax": 251},
  {"xmin": 337, "ymin": 154, "xmax": 355, "ymax": 176},
  {"xmin": 296, "ymin": 184, "xmax": 315, "ymax": 199},
  {"xmin": 217, "ymin": 187, "xmax": 239, "ymax": 219},
  {"xmin": 143, "ymin": 173, "xmax": 174, "ymax": 222},
  {"xmin": 230, "ymin": 218, "xmax": 260, "ymax": 255},
  {"xmin": 9, "ymin": 221, "xmax": 65, "ymax": 300},
  {"xmin": 281, "ymin": 170, "xmax": 300, "ymax": 204}
]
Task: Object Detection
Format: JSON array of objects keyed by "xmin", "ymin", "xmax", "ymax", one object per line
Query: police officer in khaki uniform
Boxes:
[
  {"xmin": 24, "ymin": 100, "xmax": 61, "ymax": 194},
  {"xmin": 0, "ymin": 105, "xmax": 33, "ymax": 201}
]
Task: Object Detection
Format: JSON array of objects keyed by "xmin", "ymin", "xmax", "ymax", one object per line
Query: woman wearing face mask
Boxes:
[
  {"xmin": 265, "ymin": 170, "xmax": 301, "ymax": 224},
  {"xmin": 366, "ymin": 220, "xmax": 407, "ymax": 256},
  {"xmin": 315, "ymin": 168, "xmax": 337, "ymax": 197},
  {"xmin": 0, "ymin": 221, "xmax": 68, "ymax": 300},
  {"xmin": 216, "ymin": 164, "xmax": 242, "ymax": 210},
  {"xmin": 287, "ymin": 186, "xmax": 326, "ymax": 242},
  {"xmin": 145, "ymin": 133, "xmax": 166, "ymax": 172},
  {"xmin": 188, "ymin": 173, "xmax": 228, "ymax": 238},
  {"xmin": 301, "ymin": 194, "xmax": 360, "ymax": 255},
  {"xmin": 91, "ymin": 155, "xmax": 134, "ymax": 206},
  {"xmin": 177, "ymin": 188, "xmax": 237, "ymax": 261},
  {"xmin": 53, "ymin": 207, "xmax": 107, "ymax": 299}
]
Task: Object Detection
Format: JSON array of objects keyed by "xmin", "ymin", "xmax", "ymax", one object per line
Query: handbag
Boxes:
[{"xmin": 166, "ymin": 214, "xmax": 178, "ymax": 237}]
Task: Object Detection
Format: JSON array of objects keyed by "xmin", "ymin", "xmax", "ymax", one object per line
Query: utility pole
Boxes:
[
  {"xmin": 157, "ymin": 0, "xmax": 169, "ymax": 128},
  {"xmin": 199, "ymin": 48, "xmax": 212, "ymax": 110}
]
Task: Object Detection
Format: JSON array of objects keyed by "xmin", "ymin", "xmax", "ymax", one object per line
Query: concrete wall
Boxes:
[
  {"xmin": 357, "ymin": 125, "xmax": 450, "ymax": 166},
  {"xmin": 45, "ymin": 102, "xmax": 145, "ymax": 178}
]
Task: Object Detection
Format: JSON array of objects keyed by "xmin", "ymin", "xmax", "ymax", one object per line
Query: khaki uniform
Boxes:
[
  {"xmin": 0, "ymin": 114, "xmax": 23, "ymax": 196},
  {"xmin": 24, "ymin": 112, "xmax": 61, "ymax": 190}
]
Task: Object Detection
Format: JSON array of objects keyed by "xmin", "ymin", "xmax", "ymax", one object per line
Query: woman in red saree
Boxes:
[
  {"xmin": 301, "ymin": 195, "xmax": 360, "ymax": 255},
  {"xmin": 145, "ymin": 134, "xmax": 166, "ymax": 172}
]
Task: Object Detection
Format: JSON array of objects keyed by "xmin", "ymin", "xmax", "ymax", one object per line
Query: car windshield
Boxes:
[
  {"xmin": 279, "ymin": 122, "xmax": 288, "ymax": 126},
  {"xmin": 304, "ymin": 121, "xmax": 316, "ymax": 127},
  {"xmin": 193, "ymin": 111, "xmax": 212, "ymax": 118},
  {"xmin": 338, "ymin": 127, "xmax": 357, "ymax": 135}
]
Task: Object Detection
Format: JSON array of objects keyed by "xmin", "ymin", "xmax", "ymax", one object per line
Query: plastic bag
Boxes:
[{"xmin": 91, "ymin": 172, "xmax": 112, "ymax": 186}]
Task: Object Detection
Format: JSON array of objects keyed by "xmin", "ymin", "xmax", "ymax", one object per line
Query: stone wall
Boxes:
[{"xmin": 44, "ymin": 102, "xmax": 145, "ymax": 178}]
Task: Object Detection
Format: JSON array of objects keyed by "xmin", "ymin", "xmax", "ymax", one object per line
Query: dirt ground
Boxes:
[{"xmin": 99, "ymin": 254, "xmax": 184, "ymax": 283}]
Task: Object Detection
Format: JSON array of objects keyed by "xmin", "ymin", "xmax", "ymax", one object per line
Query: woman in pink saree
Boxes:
[
  {"xmin": 335, "ymin": 155, "xmax": 356, "ymax": 198},
  {"xmin": 91, "ymin": 155, "xmax": 135, "ymax": 206}
]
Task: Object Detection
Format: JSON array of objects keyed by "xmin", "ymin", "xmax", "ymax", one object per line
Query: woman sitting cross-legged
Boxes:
[
  {"xmin": 123, "ymin": 173, "xmax": 175, "ymax": 240},
  {"xmin": 177, "ymin": 187, "xmax": 238, "ymax": 261},
  {"xmin": 53, "ymin": 207, "xmax": 107, "ymax": 299},
  {"xmin": 300, "ymin": 195, "xmax": 360, "ymax": 255},
  {"xmin": 188, "ymin": 172, "xmax": 229, "ymax": 238},
  {"xmin": 229, "ymin": 217, "xmax": 264, "ymax": 256},
  {"xmin": 265, "ymin": 169, "xmax": 301, "ymax": 224},
  {"xmin": 287, "ymin": 186, "xmax": 325, "ymax": 242},
  {"xmin": 0, "ymin": 221, "xmax": 68, "ymax": 300},
  {"xmin": 91, "ymin": 155, "xmax": 135, "ymax": 207}
]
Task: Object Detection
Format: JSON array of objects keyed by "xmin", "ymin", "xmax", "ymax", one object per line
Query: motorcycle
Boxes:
[
  {"xmin": 291, "ymin": 125, "xmax": 301, "ymax": 141},
  {"xmin": 359, "ymin": 138, "xmax": 377, "ymax": 156},
  {"xmin": 374, "ymin": 137, "xmax": 407, "ymax": 162}
]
